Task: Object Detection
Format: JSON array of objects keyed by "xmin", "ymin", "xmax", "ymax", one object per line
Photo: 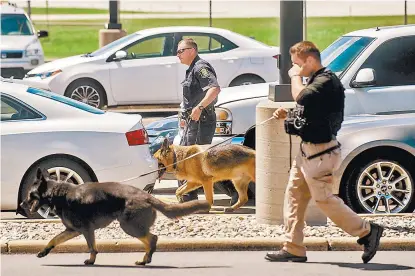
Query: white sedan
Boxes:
[
  {"xmin": 0, "ymin": 80, "xmax": 158, "ymax": 218},
  {"xmin": 22, "ymin": 26, "xmax": 279, "ymax": 108}
]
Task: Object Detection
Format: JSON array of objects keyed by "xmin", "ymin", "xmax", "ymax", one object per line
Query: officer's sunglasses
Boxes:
[{"xmin": 177, "ymin": 48, "xmax": 193, "ymax": 55}]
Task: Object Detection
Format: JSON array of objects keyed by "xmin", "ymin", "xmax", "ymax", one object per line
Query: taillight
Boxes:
[{"xmin": 125, "ymin": 128, "xmax": 149, "ymax": 146}]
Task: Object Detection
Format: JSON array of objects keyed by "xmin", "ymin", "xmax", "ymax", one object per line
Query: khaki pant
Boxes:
[{"xmin": 283, "ymin": 139, "xmax": 371, "ymax": 256}]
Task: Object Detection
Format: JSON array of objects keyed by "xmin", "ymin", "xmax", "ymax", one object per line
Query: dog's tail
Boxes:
[{"xmin": 147, "ymin": 197, "xmax": 210, "ymax": 218}]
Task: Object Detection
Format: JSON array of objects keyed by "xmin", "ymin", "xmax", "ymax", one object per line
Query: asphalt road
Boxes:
[{"xmin": 2, "ymin": 251, "xmax": 414, "ymax": 276}]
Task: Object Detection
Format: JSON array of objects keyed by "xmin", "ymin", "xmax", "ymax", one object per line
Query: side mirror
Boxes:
[
  {"xmin": 351, "ymin": 68, "xmax": 376, "ymax": 88},
  {"xmin": 37, "ymin": 30, "xmax": 48, "ymax": 38},
  {"xmin": 113, "ymin": 50, "xmax": 127, "ymax": 61}
]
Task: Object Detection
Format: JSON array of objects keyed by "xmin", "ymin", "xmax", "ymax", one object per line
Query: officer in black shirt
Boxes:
[
  {"xmin": 176, "ymin": 38, "xmax": 221, "ymax": 202},
  {"xmin": 266, "ymin": 41, "xmax": 384, "ymax": 264}
]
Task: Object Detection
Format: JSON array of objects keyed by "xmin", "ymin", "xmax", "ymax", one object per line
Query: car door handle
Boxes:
[
  {"xmin": 221, "ymin": 57, "xmax": 239, "ymax": 63},
  {"xmin": 161, "ymin": 62, "xmax": 176, "ymax": 66},
  {"xmin": 221, "ymin": 57, "xmax": 239, "ymax": 61}
]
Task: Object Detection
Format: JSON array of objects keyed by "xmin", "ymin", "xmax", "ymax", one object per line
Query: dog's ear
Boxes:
[
  {"xmin": 34, "ymin": 167, "xmax": 49, "ymax": 194},
  {"xmin": 36, "ymin": 167, "xmax": 49, "ymax": 181},
  {"xmin": 160, "ymin": 138, "xmax": 170, "ymax": 155},
  {"xmin": 36, "ymin": 167, "xmax": 43, "ymax": 181}
]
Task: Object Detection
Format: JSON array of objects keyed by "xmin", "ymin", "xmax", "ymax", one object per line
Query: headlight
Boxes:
[
  {"xmin": 35, "ymin": 69, "xmax": 62, "ymax": 79},
  {"xmin": 25, "ymin": 48, "xmax": 40, "ymax": 56},
  {"xmin": 215, "ymin": 107, "xmax": 232, "ymax": 135}
]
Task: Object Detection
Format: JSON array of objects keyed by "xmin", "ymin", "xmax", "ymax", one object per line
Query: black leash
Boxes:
[{"xmin": 120, "ymin": 116, "xmax": 275, "ymax": 182}]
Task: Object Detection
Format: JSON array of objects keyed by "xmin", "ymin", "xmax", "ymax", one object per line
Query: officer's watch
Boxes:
[{"xmin": 198, "ymin": 105, "xmax": 204, "ymax": 111}]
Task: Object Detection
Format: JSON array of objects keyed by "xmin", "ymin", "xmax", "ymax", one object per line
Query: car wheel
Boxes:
[
  {"xmin": 343, "ymin": 157, "xmax": 415, "ymax": 214},
  {"xmin": 229, "ymin": 75, "xmax": 265, "ymax": 87},
  {"xmin": 65, "ymin": 79, "xmax": 106, "ymax": 109},
  {"xmin": 20, "ymin": 157, "xmax": 93, "ymax": 219}
]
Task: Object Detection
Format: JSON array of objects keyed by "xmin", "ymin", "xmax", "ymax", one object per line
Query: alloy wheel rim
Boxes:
[
  {"xmin": 70, "ymin": 85, "xmax": 100, "ymax": 108},
  {"xmin": 357, "ymin": 161, "xmax": 413, "ymax": 213},
  {"xmin": 37, "ymin": 167, "xmax": 84, "ymax": 218}
]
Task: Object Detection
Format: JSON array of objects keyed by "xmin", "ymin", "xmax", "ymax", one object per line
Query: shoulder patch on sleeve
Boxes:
[{"xmin": 199, "ymin": 67, "xmax": 210, "ymax": 78}]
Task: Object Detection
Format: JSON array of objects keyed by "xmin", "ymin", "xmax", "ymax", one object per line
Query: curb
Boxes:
[
  {"xmin": 1, "ymin": 213, "xmax": 413, "ymax": 224},
  {"xmin": 3, "ymin": 237, "xmax": 415, "ymax": 254}
]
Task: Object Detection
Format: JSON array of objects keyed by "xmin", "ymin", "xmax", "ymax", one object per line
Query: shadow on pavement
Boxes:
[{"xmin": 307, "ymin": 262, "xmax": 414, "ymax": 271}]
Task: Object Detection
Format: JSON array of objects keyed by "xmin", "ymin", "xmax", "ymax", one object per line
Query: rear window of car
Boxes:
[{"xmin": 27, "ymin": 87, "xmax": 105, "ymax": 114}]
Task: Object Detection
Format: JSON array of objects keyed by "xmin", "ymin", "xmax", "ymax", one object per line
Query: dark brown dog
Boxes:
[{"xmin": 20, "ymin": 168, "xmax": 210, "ymax": 265}]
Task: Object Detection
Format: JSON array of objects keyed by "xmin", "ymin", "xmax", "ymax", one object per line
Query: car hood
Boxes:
[
  {"xmin": 0, "ymin": 36, "xmax": 37, "ymax": 50},
  {"xmin": 27, "ymin": 55, "xmax": 95, "ymax": 74},
  {"xmin": 215, "ymin": 82, "xmax": 271, "ymax": 106}
]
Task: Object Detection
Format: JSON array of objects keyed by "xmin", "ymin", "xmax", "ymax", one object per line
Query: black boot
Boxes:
[
  {"xmin": 357, "ymin": 222, "xmax": 384, "ymax": 264},
  {"xmin": 265, "ymin": 250, "xmax": 307, "ymax": 262}
]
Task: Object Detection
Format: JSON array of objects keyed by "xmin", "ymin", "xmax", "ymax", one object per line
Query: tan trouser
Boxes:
[{"xmin": 282, "ymin": 139, "xmax": 371, "ymax": 257}]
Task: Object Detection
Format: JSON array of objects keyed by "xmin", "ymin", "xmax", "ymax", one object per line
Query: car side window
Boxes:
[
  {"xmin": 181, "ymin": 33, "xmax": 237, "ymax": 54},
  {"xmin": 359, "ymin": 36, "xmax": 415, "ymax": 86},
  {"xmin": 123, "ymin": 34, "xmax": 173, "ymax": 60},
  {"xmin": 0, "ymin": 94, "xmax": 42, "ymax": 121}
]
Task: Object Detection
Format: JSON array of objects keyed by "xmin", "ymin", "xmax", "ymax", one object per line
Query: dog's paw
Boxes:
[
  {"xmin": 176, "ymin": 194, "xmax": 184, "ymax": 203},
  {"xmin": 37, "ymin": 250, "xmax": 49, "ymax": 258},
  {"xmin": 135, "ymin": 261, "xmax": 146, "ymax": 266},
  {"xmin": 84, "ymin": 259, "xmax": 95, "ymax": 265}
]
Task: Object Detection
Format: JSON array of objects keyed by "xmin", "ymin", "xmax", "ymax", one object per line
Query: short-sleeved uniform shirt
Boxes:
[{"xmin": 181, "ymin": 55, "xmax": 219, "ymax": 110}]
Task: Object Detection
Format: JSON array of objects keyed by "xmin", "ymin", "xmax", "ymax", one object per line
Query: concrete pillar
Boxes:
[
  {"xmin": 255, "ymin": 100, "xmax": 327, "ymax": 226},
  {"xmin": 99, "ymin": 29, "xmax": 127, "ymax": 48}
]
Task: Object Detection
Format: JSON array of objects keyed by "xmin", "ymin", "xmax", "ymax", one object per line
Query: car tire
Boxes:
[
  {"xmin": 19, "ymin": 157, "xmax": 93, "ymax": 219},
  {"xmin": 65, "ymin": 79, "xmax": 107, "ymax": 109},
  {"xmin": 229, "ymin": 75, "xmax": 265, "ymax": 87},
  {"xmin": 343, "ymin": 156, "xmax": 415, "ymax": 214}
]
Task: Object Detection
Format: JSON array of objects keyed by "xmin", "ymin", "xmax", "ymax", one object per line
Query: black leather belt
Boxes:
[{"xmin": 301, "ymin": 142, "xmax": 341, "ymax": 160}]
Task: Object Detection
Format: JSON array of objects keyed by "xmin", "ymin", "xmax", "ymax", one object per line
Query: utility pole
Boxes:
[
  {"xmin": 107, "ymin": 0, "xmax": 122, "ymax": 29},
  {"xmin": 279, "ymin": 0, "xmax": 303, "ymax": 84},
  {"xmin": 303, "ymin": 0, "xmax": 307, "ymax": 40},
  {"xmin": 404, "ymin": 0, "xmax": 408, "ymax": 25},
  {"xmin": 27, "ymin": 1, "xmax": 31, "ymax": 19},
  {"xmin": 209, "ymin": 0, "xmax": 212, "ymax": 27}
]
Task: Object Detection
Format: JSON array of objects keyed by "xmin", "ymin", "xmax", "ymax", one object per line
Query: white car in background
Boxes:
[
  {"xmin": 22, "ymin": 26, "xmax": 279, "ymax": 108},
  {"xmin": 0, "ymin": 2, "xmax": 48, "ymax": 79},
  {"xmin": 0, "ymin": 80, "xmax": 158, "ymax": 219}
]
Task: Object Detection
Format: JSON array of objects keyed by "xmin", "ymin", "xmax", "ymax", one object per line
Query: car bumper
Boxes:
[{"xmin": 94, "ymin": 146, "xmax": 158, "ymax": 191}]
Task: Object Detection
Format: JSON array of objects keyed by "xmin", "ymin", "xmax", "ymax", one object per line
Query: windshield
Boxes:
[
  {"xmin": 1, "ymin": 13, "xmax": 34, "ymax": 35},
  {"xmin": 27, "ymin": 87, "xmax": 105, "ymax": 114},
  {"xmin": 90, "ymin": 33, "xmax": 141, "ymax": 57},
  {"xmin": 321, "ymin": 36, "xmax": 375, "ymax": 75}
]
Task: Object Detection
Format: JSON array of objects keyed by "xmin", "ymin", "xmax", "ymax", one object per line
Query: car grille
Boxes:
[
  {"xmin": 1, "ymin": 51, "xmax": 23, "ymax": 59},
  {"xmin": 1, "ymin": 68, "xmax": 26, "ymax": 79}
]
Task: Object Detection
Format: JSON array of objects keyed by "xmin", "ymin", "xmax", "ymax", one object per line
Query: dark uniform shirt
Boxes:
[
  {"xmin": 182, "ymin": 55, "xmax": 219, "ymax": 110},
  {"xmin": 296, "ymin": 67, "xmax": 345, "ymax": 143}
]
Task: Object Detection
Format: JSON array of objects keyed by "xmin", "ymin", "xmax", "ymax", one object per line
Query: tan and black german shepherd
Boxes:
[
  {"xmin": 154, "ymin": 138, "xmax": 256, "ymax": 211},
  {"xmin": 20, "ymin": 168, "xmax": 210, "ymax": 266}
]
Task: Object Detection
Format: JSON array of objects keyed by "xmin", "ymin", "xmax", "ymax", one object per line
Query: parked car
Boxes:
[
  {"xmin": 145, "ymin": 115, "xmax": 179, "ymax": 143},
  {"xmin": 162, "ymin": 24, "xmax": 415, "ymax": 212},
  {"xmin": 0, "ymin": 2, "xmax": 48, "ymax": 79},
  {"xmin": 22, "ymin": 26, "xmax": 279, "ymax": 108},
  {"xmin": 0, "ymin": 80, "xmax": 158, "ymax": 219},
  {"xmin": 171, "ymin": 24, "xmax": 415, "ymax": 148}
]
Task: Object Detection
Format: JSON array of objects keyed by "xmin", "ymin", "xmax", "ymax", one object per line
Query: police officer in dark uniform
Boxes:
[
  {"xmin": 176, "ymin": 38, "xmax": 221, "ymax": 202},
  {"xmin": 265, "ymin": 41, "xmax": 384, "ymax": 264}
]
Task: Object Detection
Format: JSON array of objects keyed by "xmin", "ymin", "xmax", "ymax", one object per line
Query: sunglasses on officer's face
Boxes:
[{"xmin": 177, "ymin": 48, "xmax": 193, "ymax": 55}]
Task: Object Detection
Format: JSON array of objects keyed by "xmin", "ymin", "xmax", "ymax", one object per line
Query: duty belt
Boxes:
[{"xmin": 300, "ymin": 141, "xmax": 341, "ymax": 160}]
